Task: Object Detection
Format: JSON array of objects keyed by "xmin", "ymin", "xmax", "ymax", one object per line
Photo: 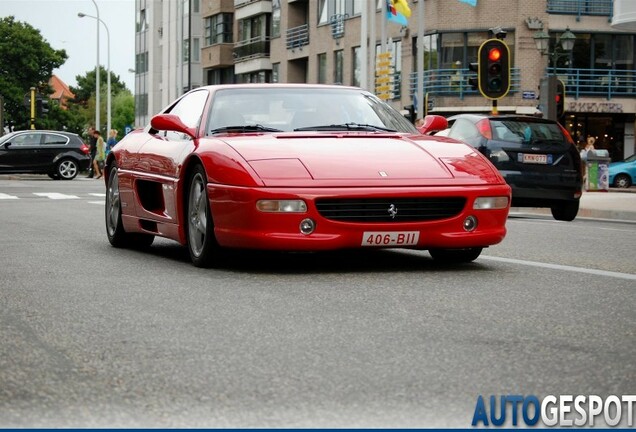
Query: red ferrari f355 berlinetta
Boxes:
[{"xmin": 104, "ymin": 84, "xmax": 510, "ymax": 267}]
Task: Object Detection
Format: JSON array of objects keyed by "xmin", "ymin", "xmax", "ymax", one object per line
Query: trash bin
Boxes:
[{"xmin": 585, "ymin": 149, "xmax": 611, "ymax": 192}]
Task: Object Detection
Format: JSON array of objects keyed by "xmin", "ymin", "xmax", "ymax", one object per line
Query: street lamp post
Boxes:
[
  {"xmin": 88, "ymin": 0, "xmax": 99, "ymax": 133},
  {"xmin": 533, "ymin": 27, "xmax": 576, "ymax": 75},
  {"xmin": 79, "ymin": 11, "xmax": 111, "ymax": 135},
  {"xmin": 533, "ymin": 27, "xmax": 576, "ymax": 121}
]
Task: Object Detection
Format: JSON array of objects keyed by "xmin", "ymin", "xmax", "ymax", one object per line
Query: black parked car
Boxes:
[
  {"xmin": 444, "ymin": 114, "xmax": 582, "ymax": 221},
  {"xmin": 0, "ymin": 130, "xmax": 91, "ymax": 180}
]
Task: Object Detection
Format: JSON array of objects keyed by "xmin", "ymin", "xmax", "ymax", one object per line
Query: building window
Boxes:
[
  {"xmin": 236, "ymin": 70, "xmax": 272, "ymax": 83},
  {"xmin": 437, "ymin": 31, "xmax": 514, "ymax": 69},
  {"xmin": 207, "ymin": 68, "xmax": 234, "ymax": 85},
  {"xmin": 183, "ymin": 38, "xmax": 190, "ymax": 62},
  {"xmin": 239, "ymin": 14, "xmax": 269, "ymax": 42},
  {"xmin": 272, "ymin": 63, "xmax": 280, "ymax": 83},
  {"xmin": 334, "ymin": 50, "xmax": 343, "ymax": 84},
  {"xmin": 136, "ymin": 8, "xmax": 147, "ymax": 32},
  {"xmin": 135, "ymin": 52, "xmax": 148, "ymax": 73},
  {"xmin": 192, "ymin": 38, "xmax": 200, "ymax": 62},
  {"xmin": 272, "ymin": 0, "xmax": 281, "ymax": 38},
  {"xmin": 352, "ymin": 46, "xmax": 361, "ymax": 87},
  {"xmin": 318, "ymin": 53, "xmax": 327, "ymax": 84},
  {"xmin": 318, "ymin": 0, "xmax": 363, "ymax": 24},
  {"xmin": 206, "ymin": 13, "xmax": 233, "ymax": 45}
]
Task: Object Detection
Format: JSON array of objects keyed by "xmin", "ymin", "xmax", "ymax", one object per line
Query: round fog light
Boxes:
[
  {"xmin": 299, "ymin": 218, "xmax": 316, "ymax": 235},
  {"xmin": 463, "ymin": 215, "xmax": 478, "ymax": 232}
]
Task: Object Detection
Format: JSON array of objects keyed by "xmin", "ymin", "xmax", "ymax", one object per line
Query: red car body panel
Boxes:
[{"xmin": 105, "ymin": 84, "xmax": 511, "ymax": 256}]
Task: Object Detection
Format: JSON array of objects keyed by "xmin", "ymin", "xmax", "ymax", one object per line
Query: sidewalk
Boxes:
[{"xmin": 510, "ymin": 187, "xmax": 636, "ymax": 223}]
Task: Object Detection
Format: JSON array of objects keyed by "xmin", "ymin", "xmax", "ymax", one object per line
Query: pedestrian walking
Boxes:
[
  {"xmin": 86, "ymin": 126, "xmax": 97, "ymax": 178},
  {"xmin": 92, "ymin": 129, "xmax": 105, "ymax": 179},
  {"xmin": 106, "ymin": 129, "xmax": 118, "ymax": 155}
]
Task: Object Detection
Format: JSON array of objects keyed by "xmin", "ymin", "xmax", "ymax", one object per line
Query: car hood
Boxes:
[
  {"xmin": 609, "ymin": 161, "xmax": 632, "ymax": 172},
  {"xmin": 221, "ymin": 133, "xmax": 503, "ymax": 187}
]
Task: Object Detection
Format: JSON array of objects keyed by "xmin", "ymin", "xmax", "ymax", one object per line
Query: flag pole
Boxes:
[
  {"xmin": 416, "ymin": 0, "xmax": 425, "ymax": 117},
  {"xmin": 360, "ymin": 0, "xmax": 368, "ymax": 90}
]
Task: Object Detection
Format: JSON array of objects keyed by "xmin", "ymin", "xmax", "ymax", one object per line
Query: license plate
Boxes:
[
  {"xmin": 520, "ymin": 153, "xmax": 551, "ymax": 164},
  {"xmin": 362, "ymin": 231, "xmax": 420, "ymax": 247}
]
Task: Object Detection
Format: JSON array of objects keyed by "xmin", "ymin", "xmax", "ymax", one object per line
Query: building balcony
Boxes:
[
  {"xmin": 234, "ymin": 0, "xmax": 272, "ymax": 21},
  {"xmin": 201, "ymin": 43, "xmax": 234, "ymax": 69},
  {"xmin": 286, "ymin": 24, "xmax": 309, "ymax": 49},
  {"xmin": 408, "ymin": 68, "xmax": 521, "ymax": 100},
  {"xmin": 234, "ymin": 35, "xmax": 270, "ymax": 65},
  {"xmin": 547, "ymin": 0, "xmax": 613, "ymax": 19},
  {"xmin": 546, "ymin": 67, "xmax": 636, "ymax": 100}
]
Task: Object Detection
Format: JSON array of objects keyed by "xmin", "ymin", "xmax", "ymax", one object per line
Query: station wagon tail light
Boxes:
[
  {"xmin": 558, "ymin": 123, "xmax": 575, "ymax": 146},
  {"xmin": 473, "ymin": 196, "xmax": 509, "ymax": 210},
  {"xmin": 256, "ymin": 199, "xmax": 307, "ymax": 213},
  {"xmin": 80, "ymin": 142, "xmax": 90, "ymax": 155},
  {"xmin": 476, "ymin": 119, "xmax": 492, "ymax": 139}
]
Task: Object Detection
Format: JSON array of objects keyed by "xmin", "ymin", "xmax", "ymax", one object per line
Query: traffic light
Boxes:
[
  {"xmin": 556, "ymin": 79, "xmax": 565, "ymax": 119},
  {"xmin": 35, "ymin": 97, "xmax": 50, "ymax": 116},
  {"xmin": 403, "ymin": 104, "xmax": 416, "ymax": 123},
  {"xmin": 478, "ymin": 39, "xmax": 511, "ymax": 100},
  {"xmin": 468, "ymin": 62, "xmax": 479, "ymax": 91}
]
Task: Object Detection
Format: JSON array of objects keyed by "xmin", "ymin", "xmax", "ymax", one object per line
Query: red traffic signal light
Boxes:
[
  {"xmin": 556, "ymin": 79, "xmax": 565, "ymax": 119},
  {"xmin": 478, "ymin": 39, "xmax": 511, "ymax": 100},
  {"xmin": 488, "ymin": 48, "xmax": 501, "ymax": 62}
]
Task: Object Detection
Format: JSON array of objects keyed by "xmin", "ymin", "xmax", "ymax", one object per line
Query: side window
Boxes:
[
  {"xmin": 168, "ymin": 90, "xmax": 209, "ymax": 130},
  {"xmin": 12, "ymin": 133, "xmax": 42, "ymax": 147},
  {"xmin": 43, "ymin": 134, "xmax": 69, "ymax": 145},
  {"xmin": 162, "ymin": 90, "xmax": 209, "ymax": 141},
  {"xmin": 449, "ymin": 118, "xmax": 480, "ymax": 146}
]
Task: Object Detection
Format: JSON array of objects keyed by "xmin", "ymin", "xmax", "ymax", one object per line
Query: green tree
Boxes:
[
  {"xmin": 0, "ymin": 16, "xmax": 67, "ymax": 130},
  {"xmin": 70, "ymin": 66, "xmax": 131, "ymax": 133},
  {"xmin": 111, "ymin": 90, "xmax": 135, "ymax": 136}
]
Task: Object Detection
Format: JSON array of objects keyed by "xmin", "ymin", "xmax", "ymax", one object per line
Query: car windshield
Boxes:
[
  {"xmin": 0, "ymin": 132, "xmax": 18, "ymax": 145},
  {"xmin": 490, "ymin": 120, "xmax": 565, "ymax": 145},
  {"xmin": 206, "ymin": 87, "xmax": 418, "ymax": 135},
  {"xmin": 623, "ymin": 153, "xmax": 636, "ymax": 163}
]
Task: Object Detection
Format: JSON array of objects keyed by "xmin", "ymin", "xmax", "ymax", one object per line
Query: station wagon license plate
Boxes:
[
  {"xmin": 520, "ymin": 153, "xmax": 552, "ymax": 164},
  {"xmin": 362, "ymin": 231, "xmax": 420, "ymax": 246}
]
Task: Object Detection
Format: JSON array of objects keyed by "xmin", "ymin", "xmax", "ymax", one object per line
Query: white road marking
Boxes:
[
  {"xmin": 89, "ymin": 201, "xmax": 105, "ymax": 205},
  {"xmin": 0, "ymin": 193, "xmax": 18, "ymax": 199},
  {"xmin": 89, "ymin": 193, "xmax": 106, "ymax": 197},
  {"xmin": 33, "ymin": 193, "xmax": 79, "ymax": 200},
  {"xmin": 481, "ymin": 255, "xmax": 636, "ymax": 281}
]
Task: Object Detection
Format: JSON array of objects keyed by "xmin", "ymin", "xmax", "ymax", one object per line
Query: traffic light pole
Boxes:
[
  {"xmin": 492, "ymin": 99, "xmax": 498, "ymax": 115},
  {"xmin": 29, "ymin": 87, "xmax": 35, "ymax": 130}
]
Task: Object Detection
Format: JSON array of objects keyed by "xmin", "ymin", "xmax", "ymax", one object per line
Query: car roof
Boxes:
[
  {"xmin": 196, "ymin": 83, "xmax": 364, "ymax": 93},
  {"xmin": 448, "ymin": 113, "xmax": 558, "ymax": 124}
]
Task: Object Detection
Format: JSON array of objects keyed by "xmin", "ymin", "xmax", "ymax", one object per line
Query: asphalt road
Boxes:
[{"xmin": 1, "ymin": 176, "xmax": 634, "ymax": 428}]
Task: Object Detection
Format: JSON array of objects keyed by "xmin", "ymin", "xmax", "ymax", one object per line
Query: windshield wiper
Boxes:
[
  {"xmin": 294, "ymin": 123, "xmax": 397, "ymax": 132},
  {"xmin": 210, "ymin": 124, "xmax": 282, "ymax": 134}
]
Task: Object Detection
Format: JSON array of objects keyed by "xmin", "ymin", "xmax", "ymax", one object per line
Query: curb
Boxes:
[{"xmin": 509, "ymin": 208, "xmax": 636, "ymax": 224}]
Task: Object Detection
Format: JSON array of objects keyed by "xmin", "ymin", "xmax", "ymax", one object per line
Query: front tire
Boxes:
[
  {"xmin": 614, "ymin": 174, "xmax": 632, "ymax": 189},
  {"xmin": 550, "ymin": 200, "xmax": 579, "ymax": 221},
  {"xmin": 428, "ymin": 247, "xmax": 482, "ymax": 263},
  {"xmin": 186, "ymin": 165, "xmax": 218, "ymax": 268},
  {"xmin": 56, "ymin": 158, "xmax": 79, "ymax": 180},
  {"xmin": 106, "ymin": 164, "xmax": 154, "ymax": 249}
]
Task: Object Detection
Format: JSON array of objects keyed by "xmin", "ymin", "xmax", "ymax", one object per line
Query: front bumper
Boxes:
[{"xmin": 208, "ymin": 184, "xmax": 511, "ymax": 251}]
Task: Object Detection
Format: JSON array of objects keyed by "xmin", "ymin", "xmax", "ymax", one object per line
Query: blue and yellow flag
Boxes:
[{"xmin": 386, "ymin": 0, "xmax": 411, "ymax": 26}]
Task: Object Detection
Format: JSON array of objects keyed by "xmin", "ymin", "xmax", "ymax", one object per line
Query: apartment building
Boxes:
[{"xmin": 134, "ymin": 0, "xmax": 636, "ymax": 160}]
